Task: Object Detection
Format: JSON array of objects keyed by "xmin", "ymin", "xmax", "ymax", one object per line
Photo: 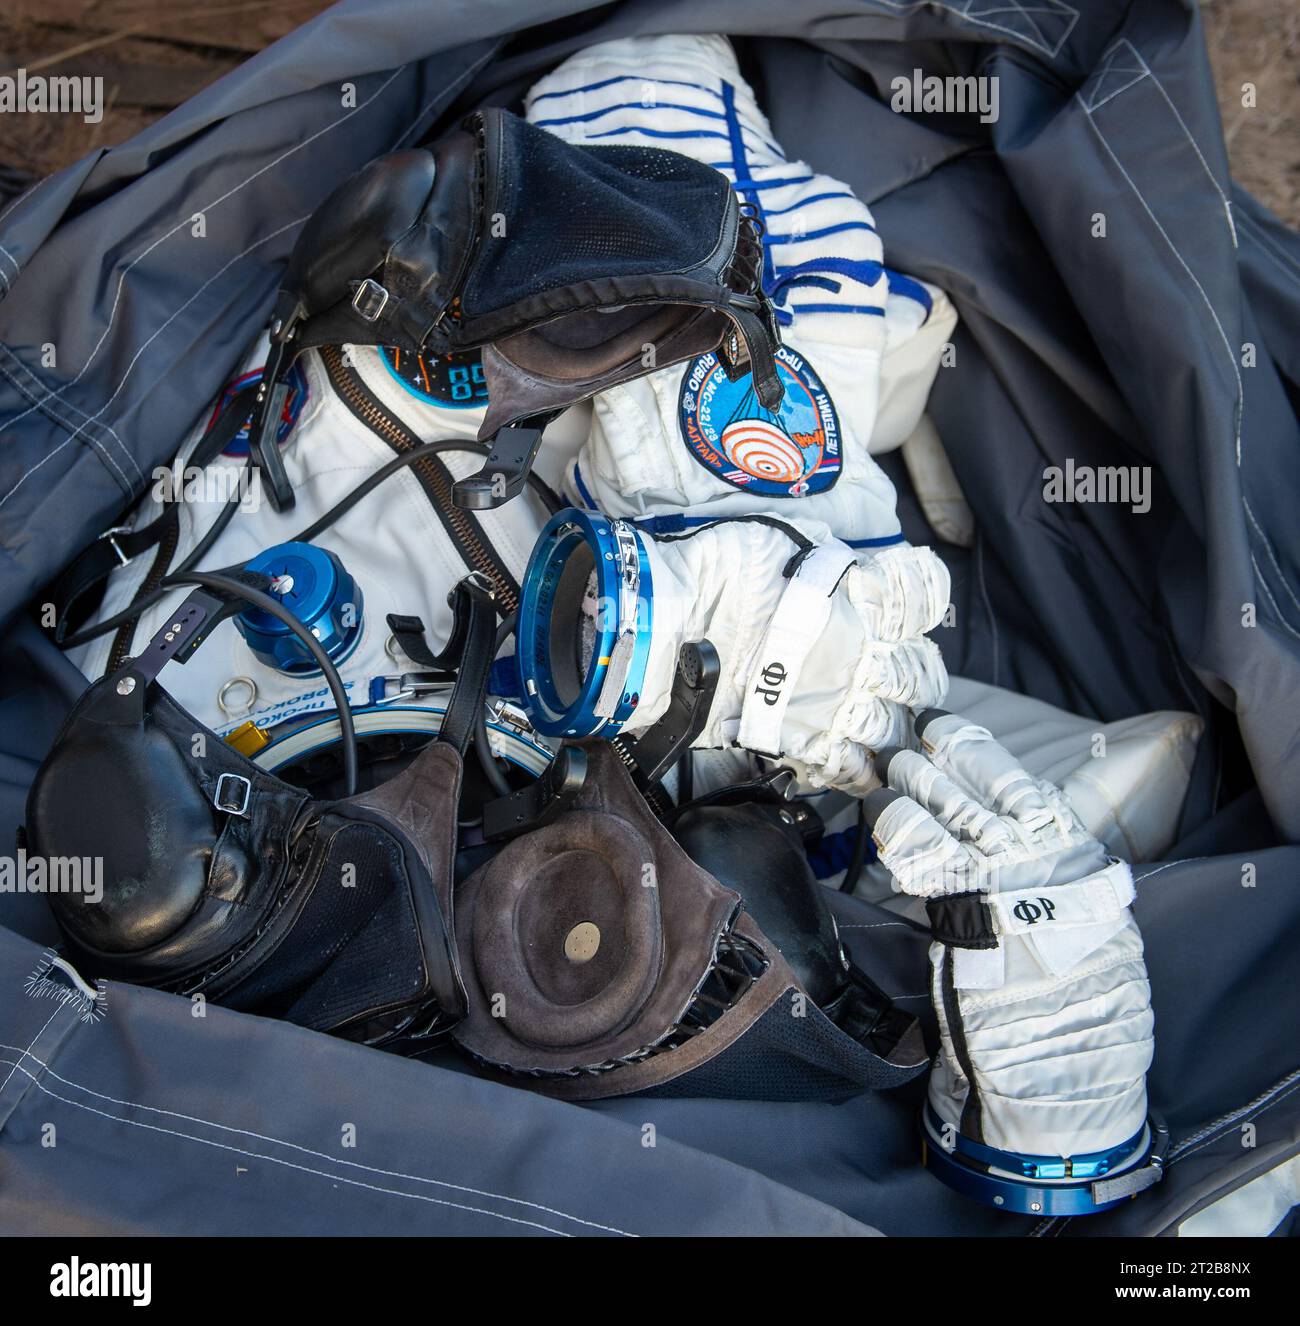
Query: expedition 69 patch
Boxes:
[
  {"xmin": 678, "ymin": 347, "xmax": 841, "ymax": 498},
  {"xmin": 381, "ymin": 345, "xmax": 488, "ymax": 410}
]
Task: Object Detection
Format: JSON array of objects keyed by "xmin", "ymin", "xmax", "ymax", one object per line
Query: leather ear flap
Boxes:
[
  {"xmin": 27, "ymin": 691, "xmax": 217, "ymax": 955},
  {"xmin": 283, "ymin": 150, "xmax": 438, "ymax": 318}
]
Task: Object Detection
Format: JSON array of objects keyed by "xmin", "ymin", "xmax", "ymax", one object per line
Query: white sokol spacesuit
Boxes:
[
  {"xmin": 870, "ymin": 713, "xmax": 1156, "ymax": 1193},
  {"xmin": 525, "ymin": 33, "xmax": 958, "ymax": 546},
  {"xmin": 63, "ymin": 32, "xmax": 1156, "ymax": 1204}
]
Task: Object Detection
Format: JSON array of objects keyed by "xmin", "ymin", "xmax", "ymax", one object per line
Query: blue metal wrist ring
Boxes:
[
  {"xmin": 517, "ymin": 508, "xmax": 654, "ymax": 738},
  {"xmin": 922, "ymin": 1104, "xmax": 1167, "ymax": 1216}
]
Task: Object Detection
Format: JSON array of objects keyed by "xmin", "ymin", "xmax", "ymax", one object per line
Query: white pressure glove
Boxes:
[
  {"xmin": 621, "ymin": 517, "xmax": 950, "ymax": 792},
  {"xmin": 525, "ymin": 34, "xmax": 954, "ymax": 547},
  {"xmin": 865, "ymin": 710, "xmax": 1160, "ymax": 1211}
]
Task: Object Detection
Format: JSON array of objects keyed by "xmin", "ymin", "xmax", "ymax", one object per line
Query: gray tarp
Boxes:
[{"xmin": 0, "ymin": 0, "xmax": 1297, "ymax": 1235}]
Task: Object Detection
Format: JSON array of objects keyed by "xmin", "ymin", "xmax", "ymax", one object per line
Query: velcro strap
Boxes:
[
  {"xmin": 1091, "ymin": 1161, "xmax": 1163, "ymax": 1205},
  {"xmin": 738, "ymin": 542, "xmax": 856, "ymax": 756},
  {"xmin": 926, "ymin": 892, "xmax": 997, "ymax": 949},
  {"xmin": 988, "ymin": 860, "xmax": 1135, "ymax": 937}
]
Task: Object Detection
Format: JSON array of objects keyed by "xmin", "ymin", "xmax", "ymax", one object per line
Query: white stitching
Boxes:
[
  {"xmin": 1084, "ymin": 46, "xmax": 1300, "ymax": 624},
  {"xmin": 0, "ymin": 1006, "xmax": 62, "ymax": 1098},
  {"xmin": 0, "ymin": 1055, "xmax": 578, "ymax": 1236},
  {"xmin": 1081, "ymin": 100, "xmax": 1300, "ymax": 642},
  {"xmin": 1133, "ymin": 855, "xmax": 1214, "ymax": 883},
  {"xmin": 0, "ymin": 347, "xmax": 137, "ymax": 493},
  {"xmin": 0, "ymin": 1038, "xmax": 636, "ymax": 1237},
  {"xmin": 0, "ymin": 332, "xmax": 147, "ymax": 484},
  {"xmin": 1110, "ymin": 40, "xmax": 1234, "ymax": 243},
  {"xmin": 861, "ymin": 0, "xmax": 1079, "ymax": 59},
  {"xmin": 0, "ymin": 214, "xmax": 311, "ymax": 513},
  {"xmin": 1085, "ymin": 68, "xmax": 1147, "ymax": 113},
  {"xmin": 1169, "ymin": 1076, "xmax": 1300, "ymax": 1167}
]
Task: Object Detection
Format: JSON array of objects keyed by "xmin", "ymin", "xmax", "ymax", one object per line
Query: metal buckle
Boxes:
[
  {"xmin": 98, "ymin": 525, "xmax": 135, "ymax": 567},
  {"xmin": 351, "ymin": 278, "xmax": 390, "ymax": 323},
  {"xmin": 370, "ymin": 672, "xmax": 454, "ymax": 705},
  {"xmin": 486, "ymin": 698, "xmax": 539, "ymax": 740},
  {"xmin": 213, "ymin": 772, "xmax": 252, "ymax": 817},
  {"xmin": 448, "ymin": 570, "xmax": 497, "ymax": 607}
]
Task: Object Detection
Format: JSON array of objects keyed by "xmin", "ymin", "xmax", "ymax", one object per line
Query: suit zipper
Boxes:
[{"xmin": 320, "ymin": 343, "xmax": 520, "ymax": 616}]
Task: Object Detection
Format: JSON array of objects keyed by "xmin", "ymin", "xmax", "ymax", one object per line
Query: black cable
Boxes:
[
  {"xmin": 175, "ymin": 456, "xmax": 253, "ymax": 574},
  {"xmin": 159, "ymin": 570, "xmax": 358, "ymax": 797},
  {"xmin": 61, "ymin": 583, "xmax": 175, "ymax": 650},
  {"xmin": 493, "ymin": 610, "xmax": 518, "ymax": 656},
  {"xmin": 58, "ymin": 441, "xmax": 563, "ymax": 651},
  {"xmin": 289, "ymin": 440, "xmax": 563, "ymax": 545},
  {"xmin": 840, "ymin": 797, "xmax": 870, "ymax": 893}
]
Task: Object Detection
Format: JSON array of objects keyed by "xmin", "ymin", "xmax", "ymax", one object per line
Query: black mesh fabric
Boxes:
[
  {"xmin": 639, "ymin": 992, "xmax": 929, "ymax": 1102},
  {"xmin": 461, "ymin": 114, "xmax": 734, "ymax": 314},
  {"xmin": 224, "ymin": 820, "xmax": 426, "ymax": 1031}
]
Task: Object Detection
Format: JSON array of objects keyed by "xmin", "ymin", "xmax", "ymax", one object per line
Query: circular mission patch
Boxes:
[
  {"xmin": 677, "ymin": 346, "xmax": 841, "ymax": 498},
  {"xmin": 380, "ymin": 346, "xmax": 488, "ymax": 410}
]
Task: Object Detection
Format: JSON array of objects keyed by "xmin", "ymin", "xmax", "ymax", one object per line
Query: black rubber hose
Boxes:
[{"xmin": 160, "ymin": 569, "xmax": 358, "ymax": 797}]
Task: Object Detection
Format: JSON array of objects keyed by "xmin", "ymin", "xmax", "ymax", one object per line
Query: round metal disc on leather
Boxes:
[{"xmin": 462, "ymin": 810, "xmax": 665, "ymax": 1051}]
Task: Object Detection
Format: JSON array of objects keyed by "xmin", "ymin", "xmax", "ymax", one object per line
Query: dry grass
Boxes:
[{"xmin": 1203, "ymin": 0, "xmax": 1300, "ymax": 226}]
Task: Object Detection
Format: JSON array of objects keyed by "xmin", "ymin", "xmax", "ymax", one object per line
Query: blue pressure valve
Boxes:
[{"xmin": 235, "ymin": 542, "xmax": 364, "ymax": 675}]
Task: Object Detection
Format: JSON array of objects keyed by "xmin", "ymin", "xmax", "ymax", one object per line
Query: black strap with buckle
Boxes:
[
  {"xmin": 45, "ymin": 384, "xmax": 259, "ymax": 644},
  {"xmin": 434, "ymin": 576, "xmax": 501, "ymax": 756}
]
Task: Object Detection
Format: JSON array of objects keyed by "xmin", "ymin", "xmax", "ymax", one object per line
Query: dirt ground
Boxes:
[{"xmin": 0, "ymin": 0, "xmax": 1297, "ymax": 228}]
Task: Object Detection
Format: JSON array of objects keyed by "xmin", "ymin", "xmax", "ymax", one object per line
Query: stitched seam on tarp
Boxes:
[
  {"xmin": 0, "ymin": 1056, "xmax": 588, "ymax": 1236},
  {"xmin": 0, "ymin": 215, "xmax": 308, "ymax": 514},
  {"xmin": 1081, "ymin": 93, "xmax": 1300, "ymax": 642},
  {"xmin": 1085, "ymin": 46, "xmax": 1300, "ymax": 622},
  {"xmin": 0, "ymin": 348, "xmax": 136, "ymax": 496},
  {"xmin": 0, "ymin": 65, "xmax": 409, "ymax": 455},
  {"xmin": 0, "ymin": 999, "xmax": 86, "ymax": 1137},
  {"xmin": 0, "ymin": 339, "xmax": 146, "ymax": 483},
  {"xmin": 0, "ymin": 1037, "xmax": 637, "ymax": 1237},
  {"xmin": 859, "ymin": 0, "xmax": 1079, "ymax": 59}
]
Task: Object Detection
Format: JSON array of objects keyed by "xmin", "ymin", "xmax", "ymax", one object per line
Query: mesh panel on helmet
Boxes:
[
  {"xmin": 224, "ymin": 821, "xmax": 426, "ymax": 1031},
  {"xmin": 461, "ymin": 116, "xmax": 734, "ymax": 314}
]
